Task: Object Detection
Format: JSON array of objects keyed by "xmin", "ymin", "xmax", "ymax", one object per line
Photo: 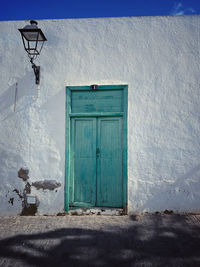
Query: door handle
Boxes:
[{"xmin": 96, "ymin": 148, "xmax": 100, "ymax": 157}]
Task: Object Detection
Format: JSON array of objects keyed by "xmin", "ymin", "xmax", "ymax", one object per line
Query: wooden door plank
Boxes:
[
  {"xmin": 70, "ymin": 118, "xmax": 96, "ymax": 207},
  {"xmin": 97, "ymin": 117, "xmax": 123, "ymax": 207}
]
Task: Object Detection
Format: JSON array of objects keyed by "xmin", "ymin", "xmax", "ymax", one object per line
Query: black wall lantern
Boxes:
[{"xmin": 19, "ymin": 20, "xmax": 47, "ymax": 85}]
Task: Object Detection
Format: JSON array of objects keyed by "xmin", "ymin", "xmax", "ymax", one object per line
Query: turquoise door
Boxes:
[
  {"xmin": 97, "ymin": 117, "xmax": 123, "ymax": 207},
  {"xmin": 70, "ymin": 117, "xmax": 123, "ymax": 207},
  {"xmin": 70, "ymin": 118, "xmax": 96, "ymax": 206}
]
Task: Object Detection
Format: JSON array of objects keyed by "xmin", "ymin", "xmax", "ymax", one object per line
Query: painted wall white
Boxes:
[{"xmin": 0, "ymin": 15, "xmax": 199, "ymax": 215}]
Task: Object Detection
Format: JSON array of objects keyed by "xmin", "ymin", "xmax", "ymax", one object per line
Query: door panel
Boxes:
[
  {"xmin": 70, "ymin": 118, "xmax": 96, "ymax": 206},
  {"xmin": 97, "ymin": 117, "xmax": 123, "ymax": 207},
  {"xmin": 71, "ymin": 90, "xmax": 123, "ymax": 113},
  {"xmin": 70, "ymin": 117, "xmax": 123, "ymax": 208}
]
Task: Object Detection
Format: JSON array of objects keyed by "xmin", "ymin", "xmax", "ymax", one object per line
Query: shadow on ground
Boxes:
[{"xmin": 0, "ymin": 215, "xmax": 200, "ymax": 266}]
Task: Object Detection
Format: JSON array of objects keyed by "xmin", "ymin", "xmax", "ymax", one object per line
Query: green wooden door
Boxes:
[
  {"xmin": 70, "ymin": 117, "xmax": 123, "ymax": 208},
  {"xmin": 97, "ymin": 117, "xmax": 123, "ymax": 207},
  {"xmin": 70, "ymin": 118, "xmax": 96, "ymax": 207}
]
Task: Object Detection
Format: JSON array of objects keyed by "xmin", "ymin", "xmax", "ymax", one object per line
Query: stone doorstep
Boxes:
[{"xmin": 68, "ymin": 208, "xmax": 125, "ymax": 216}]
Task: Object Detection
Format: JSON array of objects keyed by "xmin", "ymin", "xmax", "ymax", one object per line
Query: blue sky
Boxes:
[{"xmin": 0, "ymin": 0, "xmax": 200, "ymax": 21}]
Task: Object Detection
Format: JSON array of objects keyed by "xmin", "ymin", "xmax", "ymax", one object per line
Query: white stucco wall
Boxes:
[{"xmin": 0, "ymin": 15, "xmax": 199, "ymax": 215}]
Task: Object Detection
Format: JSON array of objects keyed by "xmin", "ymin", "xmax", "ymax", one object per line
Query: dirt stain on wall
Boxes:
[
  {"xmin": 13, "ymin": 189, "xmax": 23, "ymax": 199},
  {"xmin": 18, "ymin": 168, "xmax": 29, "ymax": 181},
  {"xmin": 32, "ymin": 180, "xmax": 61, "ymax": 191},
  {"xmin": 11, "ymin": 169, "xmax": 61, "ymax": 215},
  {"xmin": 21, "ymin": 204, "xmax": 38, "ymax": 216},
  {"xmin": 8, "ymin": 197, "xmax": 14, "ymax": 205}
]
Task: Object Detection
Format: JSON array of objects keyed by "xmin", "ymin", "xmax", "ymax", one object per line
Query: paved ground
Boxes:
[{"xmin": 0, "ymin": 214, "xmax": 200, "ymax": 267}]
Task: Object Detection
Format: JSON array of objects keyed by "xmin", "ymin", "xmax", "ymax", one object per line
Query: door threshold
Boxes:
[{"xmin": 68, "ymin": 207, "xmax": 125, "ymax": 216}]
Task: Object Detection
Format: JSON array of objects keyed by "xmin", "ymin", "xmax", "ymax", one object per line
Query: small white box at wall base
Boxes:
[{"xmin": 26, "ymin": 195, "xmax": 36, "ymax": 204}]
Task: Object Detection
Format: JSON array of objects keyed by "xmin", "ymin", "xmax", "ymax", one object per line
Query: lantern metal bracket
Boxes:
[{"xmin": 30, "ymin": 58, "xmax": 40, "ymax": 85}]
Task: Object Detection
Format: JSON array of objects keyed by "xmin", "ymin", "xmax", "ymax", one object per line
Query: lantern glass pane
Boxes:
[
  {"xmin": 36, "ymin": 41, "xmax": 44, "ymax": 53},
  {"xmin": 23, "ymin": 31, "xmax": 39, "ymax": 41},
  {"xmin": 23, "ymin": 31, "xmax": 45, "ymax": 41},
  {"xmin": 22, "ymin": 38, "xmax": 38, "ymax": 55}
]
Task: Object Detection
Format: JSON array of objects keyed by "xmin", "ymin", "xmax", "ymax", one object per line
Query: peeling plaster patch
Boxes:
[
  {"xmin": 13, "ymin": 189, "xmax": 23, "ymax": 199},
  {"xmin": 21, "ymin": 194, "xmax": 39, "ymax": 216},
  {"xmin": 13, "ymin": 170, "xmax": 39, "ymax": 216},
  {"xmin": 8, "ymin": 197, "xmax": 14, "ymax": 205},
  {"xmin": 32, "ymin": 180, "xmax": 61, "ymax": 191},
  {"xmin": 24, "ymin": 182, "xmax": 31, "ymax": 194},
  {"xmin": 21, "ymin": 204, "xmax": 38, "ymax": 216},
  {"xmin": 20, "ymin": 192, "xmax": 39, "ymax": 216},
  {"xmin": 18, "ymin": 168, "xmax": 29, "ymax": 181}
]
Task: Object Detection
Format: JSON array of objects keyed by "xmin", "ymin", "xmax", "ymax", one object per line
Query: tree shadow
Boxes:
[{"xmin": 0, "ymin": 215, "xmax": 199, "ymax": 266}]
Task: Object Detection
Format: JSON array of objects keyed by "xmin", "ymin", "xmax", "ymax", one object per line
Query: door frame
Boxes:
[{"xmin": 65, "ymin": 85, "xmax": 128, "ymax": 212}]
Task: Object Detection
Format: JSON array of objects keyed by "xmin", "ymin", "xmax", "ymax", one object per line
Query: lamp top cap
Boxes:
[
  {"xmin": 30, "ymin": 20, "xmax": 38, "ymax": 25},
  {"xmin": 22, "ymin": 20, "xmax": 38, "ymax": 30}
]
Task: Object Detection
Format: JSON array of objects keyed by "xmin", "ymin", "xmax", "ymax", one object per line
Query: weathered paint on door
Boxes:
[
  {"xmin": 97, "ymin": 117, "xmax": 123, "ymax": 207},
  {"xmin": 70, "ymin": 117, "xmax": 123, "ymax": 207},
  {"xmin": 65, "ymin": 85, "xmax": 128, "ymax": 212},
  {"xmin": 70, "ymin": 118, "xmax": 96, "ymax": 206}
]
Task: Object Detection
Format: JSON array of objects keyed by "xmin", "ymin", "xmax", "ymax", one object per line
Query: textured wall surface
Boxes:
[{"xmin": 0, "ymin": 15, "xmax": 199, "ymax": 215}]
